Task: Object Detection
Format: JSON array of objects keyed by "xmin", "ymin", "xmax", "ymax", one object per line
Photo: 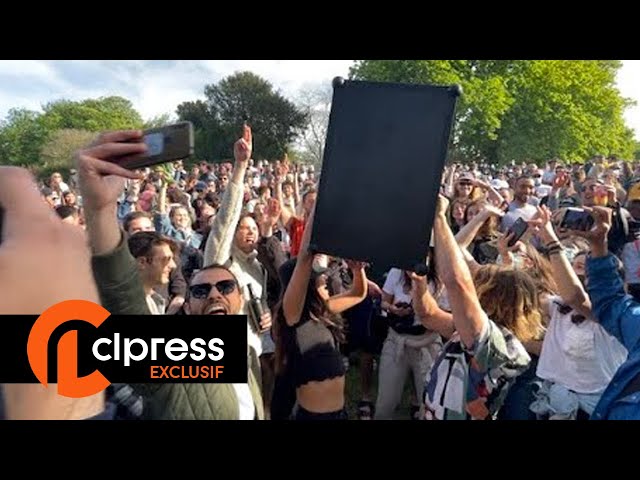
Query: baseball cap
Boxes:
[
  {"xmin": 195, "ymin": 181, "xmax": 208, "ymax": 192},
  {"xmin": 457, "ymin": 172, "xmax": 475, "ymax": 183},
  {"xmin": 490, "ymin": 179, "xmax": 509, "ymax": 190}
]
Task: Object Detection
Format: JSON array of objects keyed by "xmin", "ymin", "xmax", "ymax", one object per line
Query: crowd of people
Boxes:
[{"xmin": 1, "ymin": 128, "xmax": 640, "ymax": 420}]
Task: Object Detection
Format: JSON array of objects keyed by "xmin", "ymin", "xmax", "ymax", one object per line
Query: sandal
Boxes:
[{"xmin": 357, "ymin": 400, "xmax": 375, "ymax": 420}]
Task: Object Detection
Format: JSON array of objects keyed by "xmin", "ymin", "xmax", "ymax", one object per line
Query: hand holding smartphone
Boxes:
[
  {"xmin": 112, "ymin": 121, "xmax": 194, "ymax": 170},
  {"xmin": 507, "ymin": 217, "xmax": 528, "ymax": 247},
  {"xmin": 560, "ymin": 208, "xmax": 595, "ymax": 232}
]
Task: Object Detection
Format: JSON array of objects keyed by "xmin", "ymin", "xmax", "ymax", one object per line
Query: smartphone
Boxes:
[
  {"xmin": 507, "ymin": 217, "xmax": 528, "ymax": 247},
  {"xmin": 560, "ymin": 207, "xmax": 594, "ymax": 231},
  {"xmin": 116, "ymin": 121, "xmax": 194, "ymax": 170}
]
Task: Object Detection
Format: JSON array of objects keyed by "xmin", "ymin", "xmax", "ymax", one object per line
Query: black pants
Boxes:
[{"xmin": 295, "ymin": 405, "xmax": 348, "ymax": 421}]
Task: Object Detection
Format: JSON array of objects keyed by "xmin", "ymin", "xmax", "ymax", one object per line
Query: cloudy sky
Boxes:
[{"xmin": 1, "ymin": 60, "xmax": 639, "ymax": 138}]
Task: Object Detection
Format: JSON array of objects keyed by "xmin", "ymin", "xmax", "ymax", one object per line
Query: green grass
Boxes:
[{"xmin": 343, "ymin": 353, "xmax": 417, "ymax": 420}]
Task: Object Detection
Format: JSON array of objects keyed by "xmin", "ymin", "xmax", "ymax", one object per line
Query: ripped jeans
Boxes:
[{"xmin": 374, "ymin": 329, "xmax": 443, "ymax": 420}]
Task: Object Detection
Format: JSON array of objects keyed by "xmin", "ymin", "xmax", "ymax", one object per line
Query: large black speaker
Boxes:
[{"xmin": 309, "ymin": 78, "xmax": 460, "ymax": 274}]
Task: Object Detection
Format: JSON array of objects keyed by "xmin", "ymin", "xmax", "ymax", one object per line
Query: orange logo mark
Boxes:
[{"xmin": 27, "ymin": 300, "xmax": 111, "ymax": 398}]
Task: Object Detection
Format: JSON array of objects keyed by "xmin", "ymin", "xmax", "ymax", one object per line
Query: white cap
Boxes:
[{"xmin": 490, "ymin": 179, "xmax": 509, "ymax": 190}]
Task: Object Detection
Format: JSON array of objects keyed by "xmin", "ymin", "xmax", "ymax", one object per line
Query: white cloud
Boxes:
[
  {"xmin": 0, "ymin": 60, "xmax": 63, "ymax": 83},
  {"xmin": 0, "ymin": 60, "xmax": 638, "ymax": 142},
  {"xmin": 0, "ymin": 60, "xmax": 353, "ymax": 122}
]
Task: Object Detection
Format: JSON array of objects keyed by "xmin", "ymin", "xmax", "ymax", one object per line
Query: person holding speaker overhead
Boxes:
[{"xmin": 272, "ymin": 205, "xmax": 370, "ymax": 420}]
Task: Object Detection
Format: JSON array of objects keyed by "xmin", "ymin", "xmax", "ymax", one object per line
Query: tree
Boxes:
[
  {"xmin": 39, "ymin": 129, "xmax": 96, "ymax": 178},
  {"xmin": 176, "ymin": 100, "xmax": 223, "ymax": 162},
  {"xmin": 177, "ymin": 72, "xmax": 308, "ymax": 161},
  {"xmin": 40, "ymin": 96, "xmax": 144, "ymax": 132},
  {"xmin": 495, "ymin": 61, "xmax": 635, "ymax": 162},
  {"xmin": 295, "ymin": 83, "xmax": 333, "ymax": 167},
  {"xmin": 349, "ymin": 60, "xmax": 635, "ymax": 164},
  {"xmin": 0, "ymin": 108, "xmax": 48, "ymax": 166},
  {"xmin": 144, "ymin": 113, "xmax": 175, "ymax": 129},
  {"xmin": 0, "ymin": 96, "xmax": 146, "ymax": 177}
]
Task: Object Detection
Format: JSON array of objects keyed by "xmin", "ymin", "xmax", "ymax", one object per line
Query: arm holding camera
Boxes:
[
  {"xmin": 77, "ymin": 130, "xmax": 152, "ymax": 317},
  {"xmin": 530, "ymin": 205, "xmax": 592, "ymax": 317},
  {"xmin": 581, "ymin": 207, "xmax": 640, "ymax": 350}
]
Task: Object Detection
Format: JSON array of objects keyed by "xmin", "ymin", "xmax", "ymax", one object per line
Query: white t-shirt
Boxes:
[
  {"xmin": 536, "ymin": 296, "xmax": 627, "ymax": 394},
  {"xmin": 500, "ymin": 201, "xmax": 538, "ymax": 232},
  {"xmin": 232, "ymin": 383, "xmax": 255, "ymax": 420},
  {"xmin": 146, "ymin": 291, "xmax": 166, "ymax": 315},
  {"xmin": 621, "ymin": 240, "xmax": 640, "ymax": 285},
  {"xmin": 382, "ymin": 268, "xmax": 449, "ymax": 326}
]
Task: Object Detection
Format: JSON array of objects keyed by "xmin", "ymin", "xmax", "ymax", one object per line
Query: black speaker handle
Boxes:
[{"xmin": 332, "ymin": 76, "xmax": 346, "ymax": 89}]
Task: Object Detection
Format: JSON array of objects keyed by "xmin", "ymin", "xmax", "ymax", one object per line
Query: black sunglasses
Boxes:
[{"xmin": 189, "ymin": 280, "xmax": 237, "ymax": 299}]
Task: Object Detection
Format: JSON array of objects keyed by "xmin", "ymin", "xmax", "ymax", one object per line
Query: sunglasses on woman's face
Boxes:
[{"xmin": 189, "ymin": 280, "xmax": 237, "ymax": 299}]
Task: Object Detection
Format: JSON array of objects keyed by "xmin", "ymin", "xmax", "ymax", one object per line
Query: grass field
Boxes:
[{"xmin": 343, "ymin": 353, "xmax": 417, "ymax": 420}]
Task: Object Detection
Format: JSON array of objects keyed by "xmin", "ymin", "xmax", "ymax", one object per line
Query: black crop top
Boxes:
[{"xmin": 282, "ymin": 312, "xmax": 346, "ymax": 388}]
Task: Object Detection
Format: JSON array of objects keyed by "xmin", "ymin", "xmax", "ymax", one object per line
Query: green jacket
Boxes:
[{"xmin": 91, "ymin": 231, "xmax": 264, "ymax": 420}]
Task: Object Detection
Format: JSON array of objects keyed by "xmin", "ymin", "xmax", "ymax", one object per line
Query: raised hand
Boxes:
[
  {"xmin": 263, "ymin": 198, "xmax": 282, "ymax": 229},
  {"xmin": 76, "ymin": 130, "xmax": 147, "ymax": 212},
  {"xmin": 436, "ymin": 195, "xmax": 450, "ymax": 219},
  {"xmin": 233, "ymin": 124, "xmax": 253, "ymax": 164},
  {"xmin": 345, "ymin": 259, "xmax": 366, "ymax": 272}
]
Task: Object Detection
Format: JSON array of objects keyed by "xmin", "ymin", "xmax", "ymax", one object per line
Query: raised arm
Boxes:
[
  {"xmin": 531, "ymin": 205, "xmax": 591, "ymax": 317},
  {"xmin": 410, "ymin": 272, "xmax": 455, "ymax": 338},
  {"xmin": 325, "ymin": 261, "xmax": 369, "ymax": 314},
  {"xmin": 434, "ymin": 195, "xmax": 489, "ymax": 349},
  {"xmin": 473, "ymin": 179, "xmax": 504, "ymax": 207},
  {"xmin": 455, "ymin": 204, "xmax": 504, "ymax": 250},
  {"xmin": 293, "ymin": 168, "xmax": 301, "ymax": 206},
  {"xmin": 203, "ymin": 126, "xmax": 251, "ymax": 267},
  {"xmin": 443, "ymin": 165, "xmax": 457, "ymax": 198},
  {"xmin": 76, "ymin": 131, "xmax": 151, "ymax": 317},
  {"xmin": 282, "ymin": 206, "xmax": 316, "ymax": 326},
  {"xmin": 584, "ymin": 207, "xmax": 640, "ymax": 350}
]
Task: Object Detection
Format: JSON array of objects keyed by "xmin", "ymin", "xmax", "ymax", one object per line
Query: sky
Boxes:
[{"xmin": 1, "ymin": 60, "xmax": 639, "ymax": 139}]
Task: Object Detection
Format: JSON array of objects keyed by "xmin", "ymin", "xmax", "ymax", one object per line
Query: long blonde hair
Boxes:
[{"xmin": 474, "ymin": 265, "xmax": 545, "ymax": 343}]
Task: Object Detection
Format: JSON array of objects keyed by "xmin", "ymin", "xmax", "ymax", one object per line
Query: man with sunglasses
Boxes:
[{"xmin": 76, "ymin": 130, "xmax": 264, "ymax": 420}]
